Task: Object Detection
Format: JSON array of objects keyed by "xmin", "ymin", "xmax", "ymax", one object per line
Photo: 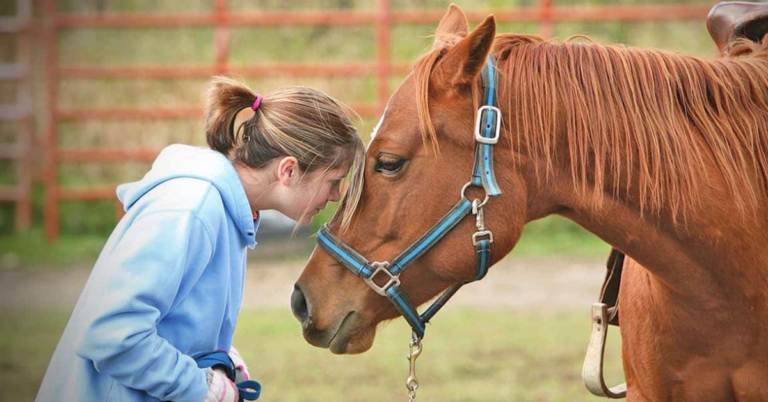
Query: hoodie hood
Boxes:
[{"xmin": 117, "ymin": 144, "xmax": 255, "ymax": 243}]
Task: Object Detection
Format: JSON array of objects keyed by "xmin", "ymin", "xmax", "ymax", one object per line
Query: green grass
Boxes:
[
  {"xmin": 0, "ymin": 230, "xmax": 107, "ymax": 270},
  {"xmin": 514, "ymin": 216, "xmax": 611, "ymax": 258},
  {"xmin": 1, "ymin": 307, "xmax": 624, "ymax": 401},
  {"xmin": 0, "ymin": 213, "xmax": 609, "ymax": 269}
]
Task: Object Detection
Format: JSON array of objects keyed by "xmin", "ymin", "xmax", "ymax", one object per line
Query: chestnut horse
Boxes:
[{"xmin": 292, "ymin": 5, "xmax": 768, "ymax": 401}]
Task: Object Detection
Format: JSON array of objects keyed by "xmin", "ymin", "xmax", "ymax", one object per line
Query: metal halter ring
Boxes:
[
  {"xmin": 460, "ymin": 182, "xmax": 489, "ymax": 209},
  {"xmin": 363, "ymin": 261, "xmax": 401, "ymax": 296}
]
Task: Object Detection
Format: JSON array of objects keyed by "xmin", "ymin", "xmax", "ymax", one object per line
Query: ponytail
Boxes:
[
  {"xmin": 203, "ymin": 76, "xmax": 364, "ymax": 203},
  {"xmin": 205, "ymin": 76, "xmax": 257, "ymax": 154}
]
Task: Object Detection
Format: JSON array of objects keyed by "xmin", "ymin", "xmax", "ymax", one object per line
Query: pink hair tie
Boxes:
[{"xmin": 252, "ymin": 95, "xmax": 263, "ymax": 111}]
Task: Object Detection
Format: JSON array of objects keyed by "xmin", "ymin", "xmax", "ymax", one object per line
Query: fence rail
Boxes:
[
  {"xmin": 40, "ymin": 0, "xmax": 713, "ymax": 239},
  {"xmin": 52, "ymin": 5, "xmax": 713, "ymax": 28}
]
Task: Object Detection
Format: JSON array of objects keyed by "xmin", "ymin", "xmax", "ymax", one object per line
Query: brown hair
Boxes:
[{"xmin": 205, "ymin": 76, "xmax": 365, "ymax": 229}]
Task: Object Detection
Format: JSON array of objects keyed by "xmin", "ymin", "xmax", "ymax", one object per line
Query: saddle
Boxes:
[{"xmin": 707, "ymin": 1, "xmax": 768, "ymax": 54}]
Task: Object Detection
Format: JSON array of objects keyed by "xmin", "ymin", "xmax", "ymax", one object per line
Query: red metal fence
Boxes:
[
  {"xmin": 40, "ymin": 0, "xmax": 713, "ymax": 240},
  {"xmin": 1, "ymin": 0, "xmax": 32, "ymax": 231}
]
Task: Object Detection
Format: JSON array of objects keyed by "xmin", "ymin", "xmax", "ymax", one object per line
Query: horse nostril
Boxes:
[{"xmin": 291, "ymin": 284, "xmax": 309, "ymax": 324}]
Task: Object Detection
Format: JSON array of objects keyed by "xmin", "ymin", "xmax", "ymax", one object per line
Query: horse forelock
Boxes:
[
  {"xmin": 413, "ymin": 45, "xmax": 449, "ymax": 156},
  {"xmin": 335, "ymin": 104, "xmax": 390, "ymax": 233}
]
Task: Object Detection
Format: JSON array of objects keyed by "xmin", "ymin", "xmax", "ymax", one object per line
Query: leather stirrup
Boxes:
[
  {"xmin": 582, "ymin": 249, "xmax": 627, "ymax": 398},
  {"xmin": 583, "ymin": 303, "xmax": 627, "ymax": 398}
]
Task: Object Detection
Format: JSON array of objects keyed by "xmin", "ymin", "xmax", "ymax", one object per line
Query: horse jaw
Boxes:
[
  {"xmin": 327, "ymin": 312, "xmax": 377, "ymax": 354},
  {"xmin": 298, "ymin": 305, "xmax": 379, "ymax": 354}
]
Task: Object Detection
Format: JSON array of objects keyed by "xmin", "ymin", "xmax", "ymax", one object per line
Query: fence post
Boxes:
[
  {"xmin": 16, "ymin": 0, "xmax": 32, "ymax": 231},
  {"xmin": 43, "ymin": 0, "xmax": 59, "ymax": 240},
  {"xmin": 539, "ymin": 0, "xmax": 553, "ymax": 39},
  {"xmin": 375, "ymin": 0, "xmax": 391, "ymax": 114},
  {"xmin": 214, "ymin": 0, "xmax": 230, "ymax": 75}
]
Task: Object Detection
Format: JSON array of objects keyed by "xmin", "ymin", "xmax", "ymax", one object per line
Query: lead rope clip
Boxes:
[
  {"xmin": 472, "ymin": 199, "xmax": 493, "ymax": 245},
  {"xmin": 406, "ymin": 332, "xmax": 422, "ymax": 401}
]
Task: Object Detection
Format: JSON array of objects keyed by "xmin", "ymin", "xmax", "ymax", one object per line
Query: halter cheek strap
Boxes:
[
  {"xmin": 472, "ymin": 60, "xmax": 502, "ymax": 196},
  {"xmin": 316, "ymin": 57, "xmax": 502, "ymax": 339}
]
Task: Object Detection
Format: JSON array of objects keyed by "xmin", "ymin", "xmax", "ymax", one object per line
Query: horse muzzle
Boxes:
[{"xmin": 291, "ymin": 283, "xmax": 372, "ymax": 354}]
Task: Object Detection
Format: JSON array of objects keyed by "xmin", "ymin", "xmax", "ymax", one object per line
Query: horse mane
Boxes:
[{"xmin": 414, "ymin": 33, "xmax": 768, "ymax": 222}]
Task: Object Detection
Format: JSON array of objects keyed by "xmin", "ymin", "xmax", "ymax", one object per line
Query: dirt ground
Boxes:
[{"xmin": 0, "ymin": 256, "xmax": 608, "ymax": 312}]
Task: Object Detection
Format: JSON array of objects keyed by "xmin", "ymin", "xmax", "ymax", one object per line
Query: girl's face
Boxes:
[{"xmin": 283, "ymin": 163, "xmax": 348, "ymax": 225}]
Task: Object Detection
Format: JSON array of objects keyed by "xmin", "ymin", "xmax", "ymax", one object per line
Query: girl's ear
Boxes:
[{"xmin": 277, "ymin": 156, "xmax": 300, "ymax": 186}]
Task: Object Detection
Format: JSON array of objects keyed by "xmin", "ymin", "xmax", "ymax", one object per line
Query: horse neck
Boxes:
[
  {"xmin": 488, "ymin": 40, "xmax": 768, "ymax": 286},
  {"xmin": 495, "ymin": 113, "xmax": 768, "ymax": 296},
  {"xmin": 513, "ymin": 162, "xmax": 764, "ymax": 297}
]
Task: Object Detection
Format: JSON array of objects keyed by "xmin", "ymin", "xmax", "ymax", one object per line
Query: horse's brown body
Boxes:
[
  {"xmin": 621, "ymin": 259, "xmax": 768, "ymax": 401},
  {"xmin": 293, "ymin": 5, "xmax": 768, "ymax": 400},
  {"xmin": 552, "ymin": 159, "xmax": 768, "ymax": 401}
]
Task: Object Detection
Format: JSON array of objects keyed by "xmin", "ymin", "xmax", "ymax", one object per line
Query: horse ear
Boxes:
[
  {"xmin": 433, "ymin": 14, "xmax": 496, "ymax": 87},
  {"xmin": 434, "ymin": 4, "xmax": 469, "ymax": 46}
]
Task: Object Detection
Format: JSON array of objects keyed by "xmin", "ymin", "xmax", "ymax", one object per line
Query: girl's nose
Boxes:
[{"xmin": 329, "ymin": 188, "xmax": 341, "ymax": 202}]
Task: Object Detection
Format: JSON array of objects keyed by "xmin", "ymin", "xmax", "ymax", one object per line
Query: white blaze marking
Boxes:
[{"xmin": 370, "ymin": 104, "xmax": 389, "ymax": 143}]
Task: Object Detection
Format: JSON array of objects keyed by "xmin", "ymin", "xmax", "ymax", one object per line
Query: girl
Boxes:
[{"xmin": 37, "ymin": 77, "xmax": 364, "ymax": 402}]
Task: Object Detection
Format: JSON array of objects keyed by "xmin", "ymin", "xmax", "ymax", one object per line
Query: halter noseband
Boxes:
[{"xmin": 317, "ymin": 57, "xmax": 502, "ymax": 339}]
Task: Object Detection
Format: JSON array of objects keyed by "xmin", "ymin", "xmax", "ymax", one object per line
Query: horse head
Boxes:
[{"xmin": 290, "ymin": 5, "xmax": 536, "ymax": 354}]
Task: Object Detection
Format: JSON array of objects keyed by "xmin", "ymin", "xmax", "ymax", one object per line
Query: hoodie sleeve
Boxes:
[{"xmin": 76, "ymin": 210, "xmax": 214, "ymax": 402}]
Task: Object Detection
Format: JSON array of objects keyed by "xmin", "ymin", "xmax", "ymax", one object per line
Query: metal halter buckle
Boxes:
[
  {"xmin": 472, "ymin": 230, "xmax": 494, "ymax": 246},
  {"xmin": 474, "ymin": 105, "xmax": 501, "ymax": 145},
  {"xmin": 364, "ymin": 261, "xmax": 401, "ymax": 296}
]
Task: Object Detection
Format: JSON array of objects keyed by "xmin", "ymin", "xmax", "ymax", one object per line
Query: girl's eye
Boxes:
[{"xmin": 374, "ymin": 157, "xmax": 405, "ymax": 175}]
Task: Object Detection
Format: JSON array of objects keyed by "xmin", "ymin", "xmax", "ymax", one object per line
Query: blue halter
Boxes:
[{"xmin": 317, "ymin": 57, "xmax": 502, "ymax": 339}]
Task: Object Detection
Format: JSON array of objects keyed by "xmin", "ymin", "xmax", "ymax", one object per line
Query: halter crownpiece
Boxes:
[{"xmin": 316, "ymin": 56, "xmax": 503, "ymax": 339}]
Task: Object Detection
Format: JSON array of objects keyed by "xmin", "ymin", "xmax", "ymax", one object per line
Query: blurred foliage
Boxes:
[
  {"xmin": 1, "ymin": 0, "xmax": 721, "ymax": 261},
  {"xmin": 0, "ymin": 229, "xmax": 107, "ymax": 270}
]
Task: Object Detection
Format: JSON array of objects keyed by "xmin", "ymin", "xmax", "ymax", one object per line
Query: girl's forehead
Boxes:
[
  {"xmin": 311, "ymin": 165, "xmax": 348, "ymax": 180},
  {"xmin": 332, "ymin": 165, "xmax": 352, "ymax": 177}
]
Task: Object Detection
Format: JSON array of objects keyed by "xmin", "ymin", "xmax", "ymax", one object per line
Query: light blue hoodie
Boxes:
[{"xmin": 37, "ymin": 144, "xmax": 259, "ymax": 402}]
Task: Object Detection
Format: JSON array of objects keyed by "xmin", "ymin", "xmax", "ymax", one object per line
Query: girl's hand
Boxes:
[
  {"xmin": 229, "ymin": 345, "xmax": 250, "ymax": 382},
  {"xmin": 204, "ymin": 368, "xmax": 239, "ymax": 402}
]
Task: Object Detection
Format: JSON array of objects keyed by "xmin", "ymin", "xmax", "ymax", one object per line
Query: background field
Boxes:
[
  {"xmin": 0, "ymin": 0, "xmax": 721, "ymax": 400},
  {"xmin": 1, "ymin": 256, "xmax": 625, "ymax": 401},
  {"xmin": 2, "ymin": 309, "xmax": 626, "ymax": 401}
]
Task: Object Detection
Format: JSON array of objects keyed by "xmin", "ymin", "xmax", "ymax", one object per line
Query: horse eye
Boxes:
[{"xmin": 374, "ymin": 157, "xmax": 405, "ymax": 175}]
